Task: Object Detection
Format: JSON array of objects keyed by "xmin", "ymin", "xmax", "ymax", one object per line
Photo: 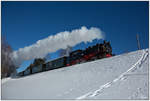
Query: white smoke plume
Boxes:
[{"xmin": 12, "ymin": 26, "xmax": 104, "ymax": 66}]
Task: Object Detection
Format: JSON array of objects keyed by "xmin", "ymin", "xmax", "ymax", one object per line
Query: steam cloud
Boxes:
[{"xmin": 12, "ymin": 26, "xmax": 104, "ymax": 66}]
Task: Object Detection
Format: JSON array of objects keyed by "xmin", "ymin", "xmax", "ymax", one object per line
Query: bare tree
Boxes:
[
  {"xmin": 33, "ymin": 58, "xmax": 46, "ymax": 66},
  {"xmin": 1, "ymin": 36, "xmax": 16, "ymax": 78}
]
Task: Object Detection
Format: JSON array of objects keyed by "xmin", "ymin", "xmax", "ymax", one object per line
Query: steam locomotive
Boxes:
[{"xmin": 17, "ymin": 40, "xmax": 113, "ymax": 77}]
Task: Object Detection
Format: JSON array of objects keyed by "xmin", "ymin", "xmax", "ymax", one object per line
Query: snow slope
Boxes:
[{"xmin": 2, "ymin": 49, "xmax": 149, "ymax": 100}]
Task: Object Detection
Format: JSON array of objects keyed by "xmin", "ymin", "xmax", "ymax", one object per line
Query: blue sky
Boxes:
[{"xmin": 2, "ymin": 1, "xmax": 149, "ymax": 72}]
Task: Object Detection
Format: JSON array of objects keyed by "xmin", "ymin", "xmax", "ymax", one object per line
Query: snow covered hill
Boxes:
[{"xmin": 2, "ymin": 49, "xmax": 149, "ymax": 100}]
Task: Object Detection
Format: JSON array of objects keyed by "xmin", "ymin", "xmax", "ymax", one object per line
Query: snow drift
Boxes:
[
  {"xmin": 12, "ymin": 26, "xmax": 104, "ymax": 66},
  {"xmin": 2, "ymin": 49, "xmax": 149, "ymax": 100}
]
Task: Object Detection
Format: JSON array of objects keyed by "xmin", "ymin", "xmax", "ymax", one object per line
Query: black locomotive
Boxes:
[{"xmin": 17, "ymin": 40, "xmax": 113, "ymax": 77}]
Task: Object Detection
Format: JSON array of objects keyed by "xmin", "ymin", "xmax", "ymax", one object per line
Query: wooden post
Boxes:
[{"xmin": 136, "ymin": 34, "xmax": 141, "ymax": 50}]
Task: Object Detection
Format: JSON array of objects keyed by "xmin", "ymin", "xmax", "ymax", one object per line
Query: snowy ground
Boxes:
[{"xmin": 1, "ymin": 49, "xmax": 149, "ymax": 100}]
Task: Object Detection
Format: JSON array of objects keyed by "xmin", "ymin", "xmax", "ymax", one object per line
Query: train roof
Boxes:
[{"xmin": 45, "ymin": 55, "xmax": 68, "ymax": 64}]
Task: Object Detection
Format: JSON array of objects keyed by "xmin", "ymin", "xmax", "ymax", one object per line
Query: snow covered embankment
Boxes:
[
  {"xmin": 2, "ymin": 49, "xmax": 149, "ymax": 100},
  {"xmin": 77, "ymin": 49, "xmax": 149, "ymax": 100}
]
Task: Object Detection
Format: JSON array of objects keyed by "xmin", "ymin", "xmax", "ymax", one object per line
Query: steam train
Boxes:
[{"xmin": 17, "ymin": 40, "xmax": 113, "ymax": 77}]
